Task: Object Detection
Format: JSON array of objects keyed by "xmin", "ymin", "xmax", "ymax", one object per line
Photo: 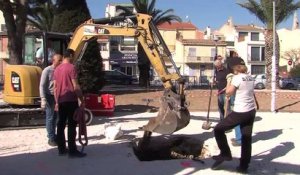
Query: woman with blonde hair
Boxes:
[{"xmin": 211, "ymin": 57, "xmax": 257, "ymax": 173}]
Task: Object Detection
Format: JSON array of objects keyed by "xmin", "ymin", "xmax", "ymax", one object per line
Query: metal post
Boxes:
[{"xmin": 271, "ymin": 0, "xmax": 276, "ymax": 112}]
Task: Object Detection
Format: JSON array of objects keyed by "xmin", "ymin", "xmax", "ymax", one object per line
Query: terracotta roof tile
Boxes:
[
  {"xmin": 181, "ymin": 39, "xmax": 227, "ymax": 46},
  {"xmin": 196, "ymin": 30, "xmax": 204, "ymax": 39},
  {"xmin": 158, "ymin": 22, "xmax": 198, "ymax": 30}
]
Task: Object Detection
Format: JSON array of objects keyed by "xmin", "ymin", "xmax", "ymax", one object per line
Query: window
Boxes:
[
  {"xmin": 251, "ymin": 32, "xmax": 259, "ymax": 41},
  {"xmin": 188, "ymin": 48, "xmax": 196, "ymax": 57},
  {"xmin": 238, "ymin": 32, "xmax": 248, "ymax": 42},
  {"xmin": 23, "ymin": 35, "xmax": 66, "ymax": 67},
  {"xmin": 250, "ymin": 46, "xmax": 265, "ymax": 62},
  {"xmin": 120, "ymin": 37, "xmax": 137, "ymax": 51},
  {"xmin": 99, "ymin": 43, "xmax": 108, "ymax": 51},
  {"xmin": 23, "ymin": 35, "xmax": 43, "ymax": 65},
  {"xmin": 251, "ymin": 47, "xmax": 260, "ymax": 61},
  {"xmin": 211, "ymin": 48, "xmax": 216, "ymax": 58},
  {"xmin": 0, "ymin": 24, "xmax": 7, "ymax": 32},
  {"xmin": 251, "ymin": 65, "xmax": 265, "ymax": 75}
]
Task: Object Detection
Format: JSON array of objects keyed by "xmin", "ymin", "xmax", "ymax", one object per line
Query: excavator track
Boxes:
[{"xmin": 0, "ymin": 102, "xmax": 45, "ymax": 127}]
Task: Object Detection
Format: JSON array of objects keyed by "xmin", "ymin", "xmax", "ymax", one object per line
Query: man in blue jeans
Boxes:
[
  {"xmin": 39, "ymin": 54, "xmax": 62, "ymax": 146},
  {"xmin": 214, "ymin": 59, "xmax": 230, "ymax": 120}
]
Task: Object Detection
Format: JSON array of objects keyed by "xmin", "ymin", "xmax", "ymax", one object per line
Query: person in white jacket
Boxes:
[{"xmin": 39, "ymin": 54, "xmax": 62, "ymax": 146}]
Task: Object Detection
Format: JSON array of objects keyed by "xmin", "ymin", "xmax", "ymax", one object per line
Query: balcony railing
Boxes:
[
  {"xmin": 186, "ymin": 56, "xmax": 214, "ymax": 63},
  {"xmin": 247, "ymin": 57, "xmax": 265, "ymax": 64}
]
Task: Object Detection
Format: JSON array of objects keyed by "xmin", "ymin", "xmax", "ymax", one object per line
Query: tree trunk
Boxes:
[
  {"xmin": 1, "ymin": 0, "xmax": 28, "ymax": 65},
  {"xmin": 265, "ymin": 29, "xmax": 280, "ymax": 89}
]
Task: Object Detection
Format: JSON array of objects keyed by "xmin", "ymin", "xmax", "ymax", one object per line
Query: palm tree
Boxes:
[
  {"xmin": 27, "ymin": 0, "xmax": 56, "ymax": 31},
  {"xmin": 237, "ymin": 0, "xmax": 300, "ymax": 88},
  {"xmin": 116, "ymin": 0, "xmax": 182, "ymax": 87}
]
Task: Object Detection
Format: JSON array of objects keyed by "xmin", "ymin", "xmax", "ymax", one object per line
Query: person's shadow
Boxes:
[
  {"xmin": 252, "ymin": 129, "xmax": 282, "ymax": 143},
  {"xmin": 253, "ymin": 142, "xmax": 295, "ymax": 162}
]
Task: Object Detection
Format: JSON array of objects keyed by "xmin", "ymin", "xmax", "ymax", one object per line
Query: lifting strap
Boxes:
[{"xmin": 73, "ymin": 107, "xmax": 88, "ymax": 152}]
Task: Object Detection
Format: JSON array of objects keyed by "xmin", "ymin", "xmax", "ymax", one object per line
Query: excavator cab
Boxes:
[
  {"xmin": 3, "ymin": 32, "xmax": 69, "ymax": 106},
  {"xmin": 23, "ymin": 32, "xmax": 70, "ymax": 68}
]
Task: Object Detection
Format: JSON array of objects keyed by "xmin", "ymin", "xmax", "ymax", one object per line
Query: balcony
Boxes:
[
  {"xmin": 247, "ymin": 57, "xmax": 265, "ymax": 64},
  {"xmin": 186, "ymin": 56, "xmax": 214, "ymax": 63}
]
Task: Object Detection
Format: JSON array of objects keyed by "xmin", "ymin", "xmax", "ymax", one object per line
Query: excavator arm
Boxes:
[{"xmin": 68, "ymin": 13, "xmax": 190, "ymax": 134}]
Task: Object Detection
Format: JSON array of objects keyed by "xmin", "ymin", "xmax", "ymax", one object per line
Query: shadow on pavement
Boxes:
[
  {"xmin": 115, "ymin": 104, "xmax": 158, "ymax": 113},
  {"xmin": 250, "ymin": 142, "xmax": 296, "ymax": 174},
  {"xmin": 252, "ymin": 129, "xmax": 283, "ymax": 143},
  {"xmin": 0, "ymin": 137, "xmax": 298, "ymax": 175},
  {"xmin": 275, "ymin": 100, "xmax": 300, "ymax": 112},
  {"xmin": 191, "ymin": 115, "xmax": 263, "ymax": 123}
]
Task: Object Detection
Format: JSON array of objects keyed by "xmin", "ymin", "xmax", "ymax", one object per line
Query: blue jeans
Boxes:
[
  {"xmin": 45, "ymin": 94, "xmax": 57, "ymax": 141},
  {"xmin": 235, "ymin": 125, "xmax": 242, "ymax": 144},
  {"xmin": 219, "ymin": 93, "xmax": 242, "ymax": 143}
]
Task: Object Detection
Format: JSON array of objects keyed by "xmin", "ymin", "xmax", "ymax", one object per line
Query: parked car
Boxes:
[
  {"xmin": 279, "ymin": 77, "xmax": 300, "ymax": 90},
  {"xmin": 103, "ymin": 69, "xmax": 137, "ymax": 85},
  {"xmin": 252, "ymin": 74, "xmax": 266, "ymax": 89}
]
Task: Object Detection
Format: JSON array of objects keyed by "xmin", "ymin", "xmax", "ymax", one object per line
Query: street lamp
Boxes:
[
  {"xmin": 211, "ymin": 35, "xmax": 219, "ymax": 87},
  {"xmin": 213, "ymin": 35, "xmax": 219, "ymax": 59}
]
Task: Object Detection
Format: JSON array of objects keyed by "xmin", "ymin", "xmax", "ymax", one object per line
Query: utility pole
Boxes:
[{"xmin": 271, "ymin": 0, "xmax": 276, "ymax": 112}]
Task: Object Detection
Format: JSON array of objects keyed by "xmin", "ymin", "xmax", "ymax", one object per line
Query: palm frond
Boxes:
[
  {"xmin": 237, "ymin": 0, "xmax": 300, "ymax": 29},
  {"xmin": 148, "ymin": 0, "xmax": 156, "ymax": 13},
  {"xmin": 237, "ymin": 0, "xmax": 267, "ymax": 25},
  {"xmin": 27, "ymin": 0, "xmax": 56, "ymax": 31},
  {"xmin": 277, "ymin": 0, "xmax": 300, "ymax": 24},
  {"xmin": 128, "ymin": 0, "xmax": 181, "ymax": 25},
  {"xmin": 115, "ymin": 5, "xmax": 134, "ymax": 16}
]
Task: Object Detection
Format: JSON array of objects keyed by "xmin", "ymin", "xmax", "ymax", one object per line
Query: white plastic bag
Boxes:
[{"xmin": 104, "ymin": 123, "xmax": 123, "ymax": 140}]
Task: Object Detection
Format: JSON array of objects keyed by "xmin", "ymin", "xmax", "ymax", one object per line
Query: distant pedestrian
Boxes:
[
  {"xmin": 39, "ymin": 54, "xmax": 62, "ymax": 146},
  {"xmin": 53, "ymin": 49, "xmax": 86, "ymax": 158},
  {"xmin": 211, "ymin": 57, "xmax": 256, "ymax": 173}
]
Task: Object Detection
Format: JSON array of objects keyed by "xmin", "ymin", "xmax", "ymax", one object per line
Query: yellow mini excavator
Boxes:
[{"xmin": 1, "ymin": 13, "xmax": 190, "ymax": 135}]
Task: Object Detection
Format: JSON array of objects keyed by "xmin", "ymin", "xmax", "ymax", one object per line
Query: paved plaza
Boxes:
[{"xmin": 0, "ymin": 111, "xmax": 299, "ymax": 175}]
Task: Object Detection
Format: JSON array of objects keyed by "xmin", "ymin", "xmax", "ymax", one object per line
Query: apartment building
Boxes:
[
  {"xmin": 277, "ymin": 13, "xmax": 300, "ymax": 71},
  {"xmin": 219, "ymin": 17, "xmax": 265, "ymax": 75},
  {"xmin": 278, "ymin": 28, "xmax": 300, "ymax": 71},
  {"xmin": 0, "ymin": 11, "xmax": 6, "ymax": 32},
  {"xmin": 103, "ymin": 3, "xmax": 138, "ymax": 76},
  {"xmin": 104, "ymin": 3, "xmax": 229, "ymax": 82},
  {"xmin": 174, "ymin": 38, "xmax": 226, "ymax": 84},
  {"xmin": 157, "ymin": 22, "xmax": 201, "ymax": 52},
  {"xmin": 0, "ymin": 11, "xmax": 8, "ymax": 82}
]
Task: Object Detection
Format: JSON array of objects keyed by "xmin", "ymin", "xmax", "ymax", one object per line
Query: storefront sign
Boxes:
[{"xmin": 110, "ymin": 52, "xmax": 138, "ymax": 64}]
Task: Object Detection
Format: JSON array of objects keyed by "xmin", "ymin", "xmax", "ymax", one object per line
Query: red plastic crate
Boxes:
[{"xmin": 84, "ymin": 94, "xmax": 115, "ymax": 117}]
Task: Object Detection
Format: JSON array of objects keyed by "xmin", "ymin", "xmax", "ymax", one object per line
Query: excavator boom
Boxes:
[{"xmin": 68, "ymin": 13, "xmax": 190, "ymax": 134}]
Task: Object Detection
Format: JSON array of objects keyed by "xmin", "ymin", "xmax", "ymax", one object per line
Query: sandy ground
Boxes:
[{"xmin": 0, "ymin": 111, "xmax": 299, "ymax": 175}]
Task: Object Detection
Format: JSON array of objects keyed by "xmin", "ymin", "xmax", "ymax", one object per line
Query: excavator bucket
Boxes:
[{"xmin": 142, "ymin": 89, "xmax": 190, "ymax": 134}]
